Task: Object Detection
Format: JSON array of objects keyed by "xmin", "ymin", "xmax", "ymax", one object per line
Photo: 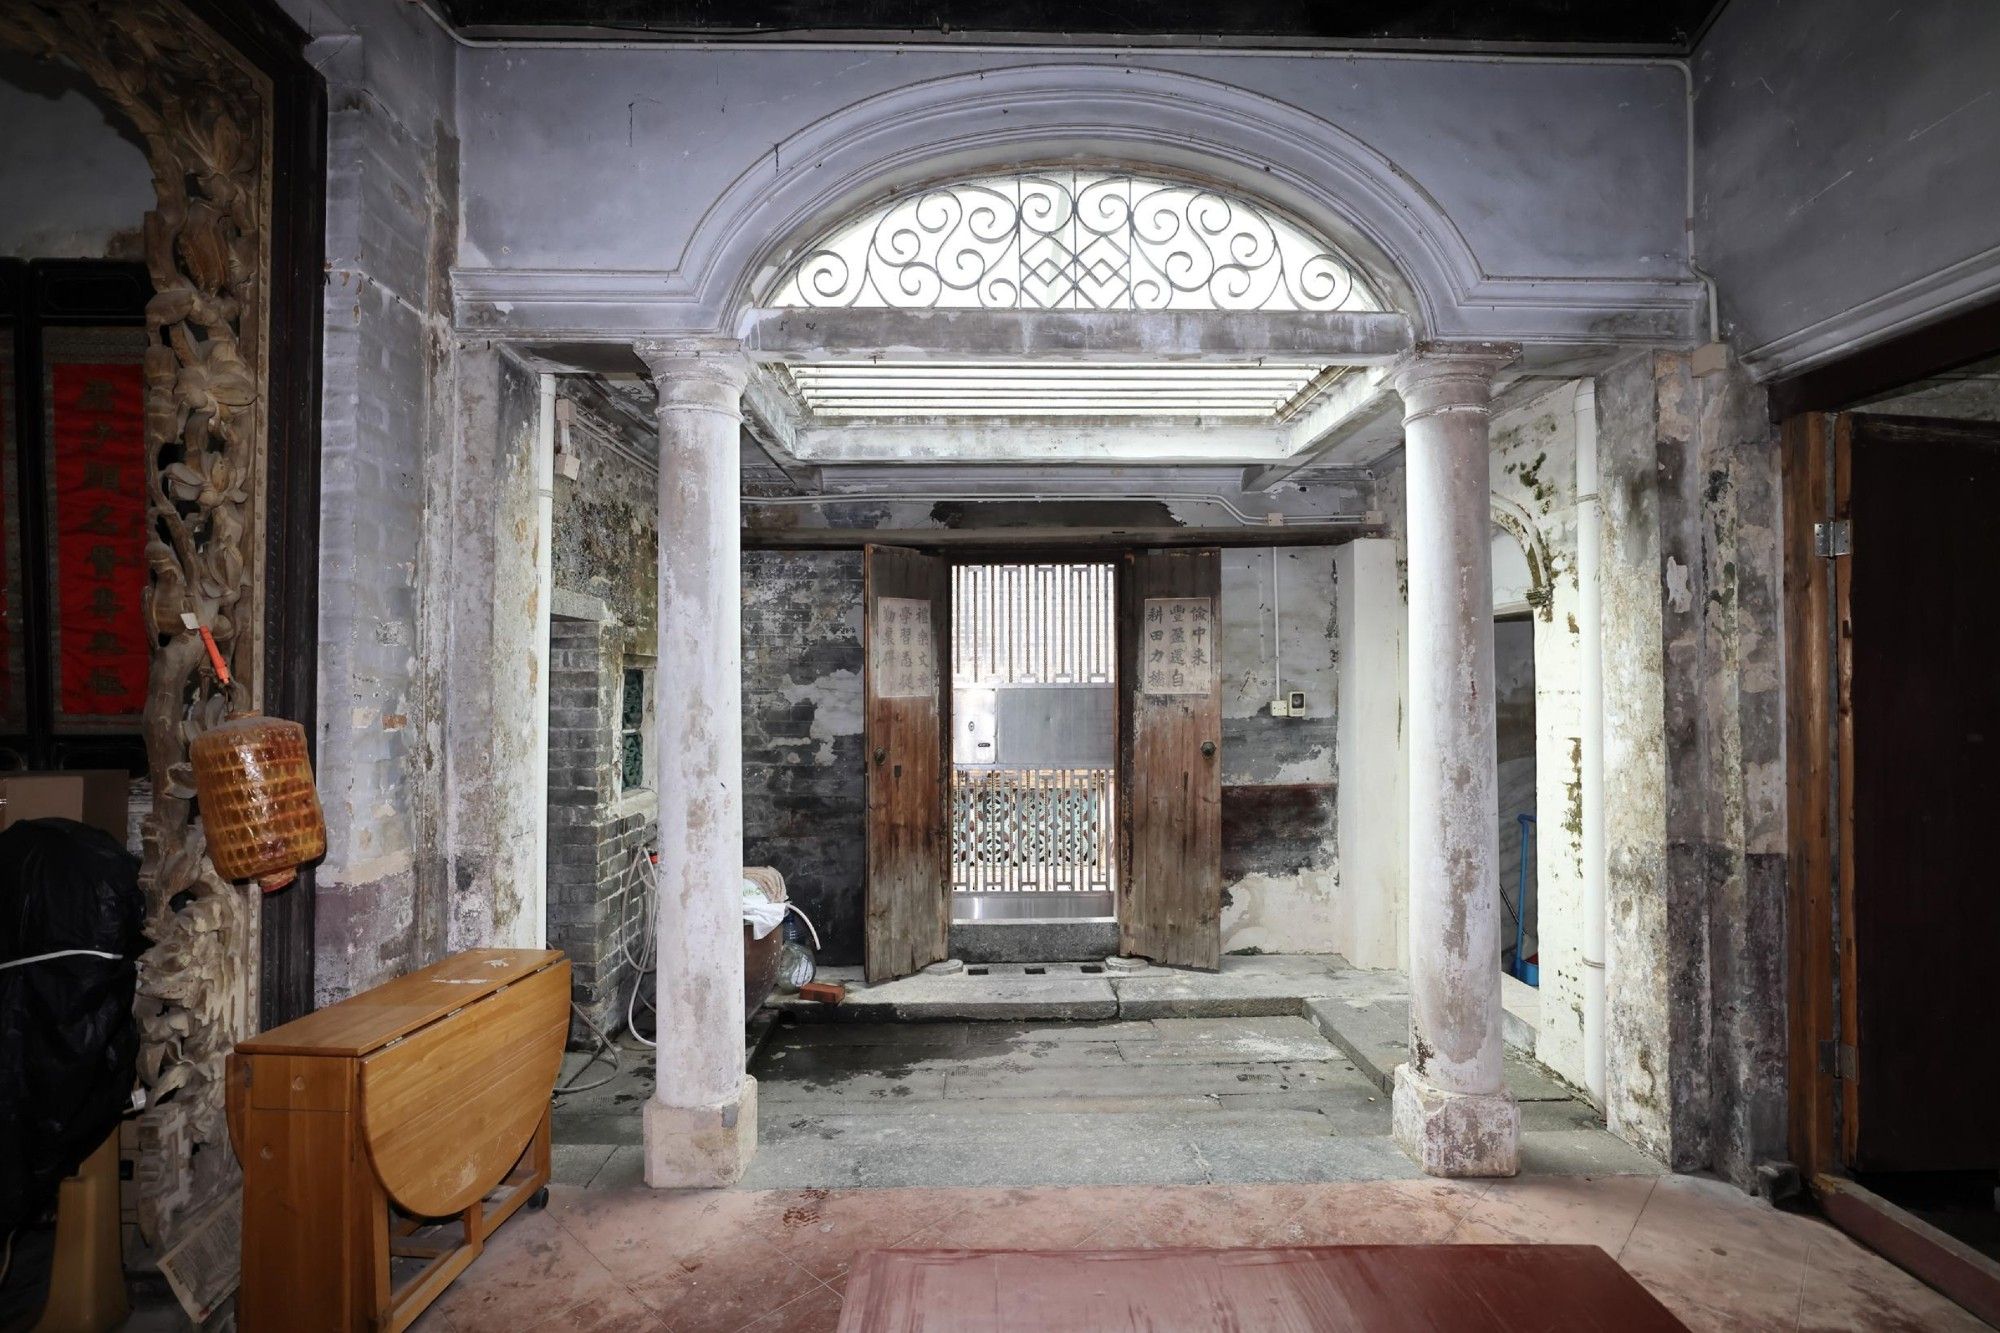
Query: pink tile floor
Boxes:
[{"xmin": 412, "ymin": 1173, "xmax": 1992, "ymax": 1332}]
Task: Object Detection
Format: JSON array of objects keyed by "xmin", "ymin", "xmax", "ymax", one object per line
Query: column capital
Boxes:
[
  {"xmin": 634, "ymin": 337, "xmax": 751, "ymax": 413},
  {"xmin": 1390, "ymin": 341, "xmax": 1520, "ymax": 424}
]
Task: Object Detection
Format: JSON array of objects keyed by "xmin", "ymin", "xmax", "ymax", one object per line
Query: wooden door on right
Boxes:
[
  {"xmin": 1846, "ymin": 413, "xmax": 2000, "ymax": 1171},
  {"xmin": 1117, "ymin": 548, "xmax": 1223, "ymax": 970}
]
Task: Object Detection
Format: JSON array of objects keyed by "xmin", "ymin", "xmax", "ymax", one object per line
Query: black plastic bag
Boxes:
[{"xmin": 0, "ymin": 817, "xmax": 145, "ymax": 1232}]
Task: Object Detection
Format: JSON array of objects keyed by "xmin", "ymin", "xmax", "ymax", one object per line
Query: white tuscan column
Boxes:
[
  {"xmin": 1391, "ymin": 341, "xmax": 1521, "ymax": 1177},
  {"xmin": 635, "ymin": 338, "xmax": 756, "ymax": 1187}
]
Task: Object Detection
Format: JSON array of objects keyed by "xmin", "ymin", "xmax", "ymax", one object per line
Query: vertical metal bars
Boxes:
[
  {"xmin": 950, "ymin": 562, "xmax": 1118, "ymax": 894},
  {"xmin": 952, "ymin": 562, "xmax": 1114, "ymax": 686}
]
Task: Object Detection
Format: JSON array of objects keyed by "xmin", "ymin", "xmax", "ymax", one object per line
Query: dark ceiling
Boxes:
[{"xmin": 439, "ymin": 1, "xmax": 1728, "ymax": 52}]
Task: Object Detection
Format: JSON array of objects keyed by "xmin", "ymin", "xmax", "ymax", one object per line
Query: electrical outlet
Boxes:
[
  {"xmin": 1269, "ymin": 697, "xmax": 1290, "ymax": 717},
  {"xmin": 1288, "ymin": 690, "xmax": 1307, "ymax": 716}
]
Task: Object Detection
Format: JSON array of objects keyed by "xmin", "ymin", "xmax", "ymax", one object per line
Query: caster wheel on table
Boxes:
[{"xmin": 528, "ymin": 1186, "xmax": 551, "ymax": 1211}]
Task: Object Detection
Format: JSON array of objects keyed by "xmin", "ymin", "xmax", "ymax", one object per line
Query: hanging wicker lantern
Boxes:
[{"xmin": 190, "ymin": 713, "xmax": 326, "ymax": 892}]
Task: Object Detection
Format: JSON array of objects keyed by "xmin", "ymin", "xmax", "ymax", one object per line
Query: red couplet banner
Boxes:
[{"xmin": 51, "ymin": 361, "xmax": 149, "ymax": 721}]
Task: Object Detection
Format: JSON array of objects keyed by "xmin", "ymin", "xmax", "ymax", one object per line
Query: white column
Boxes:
[
  {"xmin": 1391, "ymin": 342, "xmax": 1521, "ymax": 1178},
  {"xmin": 635, "ymin": 338, "xmax": 756, "ymax": 1188}
]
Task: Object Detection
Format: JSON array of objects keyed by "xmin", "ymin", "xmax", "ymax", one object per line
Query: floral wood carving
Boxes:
[{"xmin": 0, "ymin": 0, "xmax": 270, "ymax": 1247}]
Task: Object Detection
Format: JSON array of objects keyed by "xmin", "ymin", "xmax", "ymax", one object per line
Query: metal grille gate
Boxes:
[{"xmin": 950, "ymin": 562, "xmax": 1117, "ymax": 909}]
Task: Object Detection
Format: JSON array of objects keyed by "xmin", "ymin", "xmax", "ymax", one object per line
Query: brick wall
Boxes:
[{"xmin": 547, "ymin": 615, "xmax": 655, "ymax": 1034}]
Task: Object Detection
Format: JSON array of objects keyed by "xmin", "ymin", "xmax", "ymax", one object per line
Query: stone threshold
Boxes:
[{"xmin": 766, "ymin": 954, "xmax": 1572, "ymax": 1100}]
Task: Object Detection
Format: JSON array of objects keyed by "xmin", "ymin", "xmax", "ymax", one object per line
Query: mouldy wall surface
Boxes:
[
  {"xmin": 302, "ymin": 0, "xmax": 460, "ymax": 1006},
  {"xmin": 741, "ymin": 550, "xmax": 867, "ymax": 966},
  {"xmin": 552, "ymin": 385, "xmax": 660, "ymax": 636},
  {"xmin": 1218, "ymin": 547, "xmax": 1341, "ymax": 955}
]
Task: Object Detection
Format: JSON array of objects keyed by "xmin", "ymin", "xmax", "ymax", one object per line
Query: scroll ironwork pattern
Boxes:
[{"xmin": 773, "ymin": 170, "xmax": 1382, "ymax": 313}]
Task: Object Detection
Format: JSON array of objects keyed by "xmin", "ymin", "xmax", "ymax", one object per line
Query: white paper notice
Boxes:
[
  {"xmin": 1139, "ymin": 597, "xmax": 1215, "ymax": 696},
  {"xmin": 873, "ymin": 597, "xmax": 936, "ymax": 699}
]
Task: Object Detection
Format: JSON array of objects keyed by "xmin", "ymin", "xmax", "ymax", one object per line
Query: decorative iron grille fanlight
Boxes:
[{"xmin": 771, "ymin": 169, "xmax": 1384, "ymax": 313}]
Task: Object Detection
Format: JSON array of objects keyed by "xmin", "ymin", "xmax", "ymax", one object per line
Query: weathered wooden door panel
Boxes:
[
  {"xmin": 1847, "ymin": 414, "xmax": 2000, "ymax": 1172},
  {"xmin": 863, "ymin": 544, "xmax": 951, "ymax": 982},
  {"xmin": 1118, "ymin": 548, "xmax": 1223, "ymax": 969}
]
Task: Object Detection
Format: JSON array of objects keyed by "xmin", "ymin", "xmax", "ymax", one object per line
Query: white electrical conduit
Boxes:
[
  {"xmin": 1272, "ymin": 546, "xmax": 1283, "ymax": 703},
  {"xmin": 1575, "ymin": 380, "xmax": 1607, "ymax": 1106},
  {"xmin": 0, "ymin": 948, "xmax": 124, "ymax": 971},
  {"xmin": 742, "ymin": 492, "xmax": 1371, "ymax": 529},
  {"xmin": 531, "ymin": 376, "xmax": 556, "ymax": 952}
]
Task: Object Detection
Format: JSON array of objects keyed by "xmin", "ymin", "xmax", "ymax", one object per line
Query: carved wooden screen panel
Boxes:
[{"xmin": 0, "ymin": 0, "xmax": 288, "ymax": 1251}]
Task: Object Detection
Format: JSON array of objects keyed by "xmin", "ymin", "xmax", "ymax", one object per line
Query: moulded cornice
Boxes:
[
  {"xmin": 1735, "ymin": 241, "xmax": 2000, "ymax": 382},
  {"xmin": 453, "ymin": 63, "xmax": 1702, "ymax": 349}
]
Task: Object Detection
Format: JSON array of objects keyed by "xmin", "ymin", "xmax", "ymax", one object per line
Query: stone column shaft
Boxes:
[
  {"xmin": 635, "ymin": 338, "xmax": 757, "ymax": 1188},
  {"xmin": 1391, "ymin": 341, "xmax": 1521, "ymax": 1178}
]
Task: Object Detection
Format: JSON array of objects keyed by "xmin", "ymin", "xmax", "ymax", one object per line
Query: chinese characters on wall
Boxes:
[
  {"xmin": 1140, "ymin": 597, "xmax": 1215, "ymax": 696},
  {"xmin": 873, "ymin": 596, "xmax": 936, "ymax": 699}
]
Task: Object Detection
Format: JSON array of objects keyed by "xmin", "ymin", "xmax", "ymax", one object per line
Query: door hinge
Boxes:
[
  {"xmin": 1819, "ymin": 1040, "xmax": 1857, "ymax": 1079},
  {"xmin": 1814, "ymin": 519, "xmax": 1852, "ymax": 558}
]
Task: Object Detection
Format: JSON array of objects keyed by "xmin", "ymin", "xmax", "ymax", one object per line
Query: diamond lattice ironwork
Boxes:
[{"xmin": 771, "ymin": 169, "xmax": 1382, "ymax": 313}]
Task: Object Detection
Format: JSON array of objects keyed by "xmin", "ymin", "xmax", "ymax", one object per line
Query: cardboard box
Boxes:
[
  {"xmin": 0, "ymin": 773, "xmax": 86, "ymax": 828},
  {"xmin": 0, "ymin": 770, "xmax": 129, "ymax": 840}
]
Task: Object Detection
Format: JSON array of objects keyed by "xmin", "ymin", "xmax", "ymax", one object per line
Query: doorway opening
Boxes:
[
  {"xmin": 1493, "ymin": 612, "xmax": 1538, "ymax": 986},
  {"xmin": 948, "ymin": 561, "xmax": 1119, "ymax": 934}
]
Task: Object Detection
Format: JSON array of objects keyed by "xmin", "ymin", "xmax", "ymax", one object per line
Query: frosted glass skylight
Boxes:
[{"xmin": 780, "ymin": 360, "xmax": 1336, "ymax": 420}]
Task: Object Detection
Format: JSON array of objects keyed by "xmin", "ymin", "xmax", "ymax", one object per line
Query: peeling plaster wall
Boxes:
[
  {"xmin": 432, "ymin": 346, "xmax": 545, "ymax": 957},
  {"xmin": 741, "ymin": 550, "xmax": 867, "ymax": 965},
  {"xmin": 0, "ymin": 52, "xmax": 151, "ymax": 259},
  {"xmin": 290, "ymin": 0, "xmax": 462, "ymax": 1005},
  {"xmin": 1596, "ymin": 350, "xmax": 1786, "ymax": 1187},
  {"xmin": 1489, "ymin": 387, "xmax": 1586, "ymax": 1089},
  {"xmin": 1219, "ymin": 547, "xmax": 1341, "ymax": 955},
  {"xmin": 1599, "ymin": 352, "xmax": 1675, "ymax": 1161},
  {"xmin": 1694, "ymin": 0, "xmax": 2000, "ymax": 373},
  {"xmin": 1654, "ymin": 349, "xmax": 1787, "ymax": 1187}
]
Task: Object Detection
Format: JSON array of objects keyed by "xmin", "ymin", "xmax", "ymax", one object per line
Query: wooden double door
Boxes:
[
  {"xmin": 1788, "ymin": 411, "xmax": 2000, "ymax": 1177},
  {"xmin": 862, "ymin": 545, "xmax": 1224, "ymax": 982}
]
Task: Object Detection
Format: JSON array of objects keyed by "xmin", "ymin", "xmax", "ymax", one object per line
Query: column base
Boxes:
[
  {"xmin": 1392, "ymin": 1063, "xmax": 1519, "ymax": 1178},
  {"xmin": 644, "ymin": 1076, "xmax": 758, "ymax": 1188}
]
